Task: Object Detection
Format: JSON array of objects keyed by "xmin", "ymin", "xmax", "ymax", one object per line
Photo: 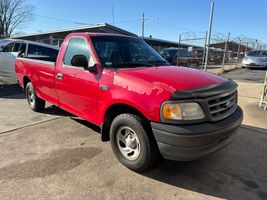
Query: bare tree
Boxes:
[{"xmin": 0, "ymin": 0, "xmax": 34, "ymax": 38}]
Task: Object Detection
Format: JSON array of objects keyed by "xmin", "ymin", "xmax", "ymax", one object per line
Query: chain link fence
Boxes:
[{"xmin": 174, "ymin": 31, "xmax": 267, "ymax": 73}]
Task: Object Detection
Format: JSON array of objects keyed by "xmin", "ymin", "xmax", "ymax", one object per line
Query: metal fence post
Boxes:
[
  {"xmin": 201, "ymin": 32, "xmax": 208, "ymax": 71},
  {"xmin": 244, "ymin": 42, "xmax": 248, "ymax": 54},
  {"xmin": 204, "ymin": 1, "xmax": 214, "ymax": 71},
  {"xmin": 177, "ymin": 34, "xmax": 181, "ymax": 66},
  {"xmin": 259, "ymin": 71, "xmax": 267, "ymax": 110},
  {"xmin": 222, "ymin": 32, "xmax": 230, "ymax": 72},
  {"xmin": 235, "ymin": 40, "xmax": 242, "ymax": 68}
]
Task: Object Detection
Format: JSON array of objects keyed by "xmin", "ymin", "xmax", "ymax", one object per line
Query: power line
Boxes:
[
  {"xmin": 152, "ymin": 21, "xmax": 205, "ymax": 33},
  {"xmin": 115, "ymin": 19, "xmax": 141, "ymax": 24},
  {"xmin": 35, "ymin": 14, "xmax": 89, "ymax": 25}
]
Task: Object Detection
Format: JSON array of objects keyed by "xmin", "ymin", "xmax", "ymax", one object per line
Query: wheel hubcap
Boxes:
[
  {"xmin": 28, "ymin": 90, "xmax": 35, "ymax": 105},
  {"xmin": 116, "ymin": 126, "xmax": 141, "ymax": 161}
]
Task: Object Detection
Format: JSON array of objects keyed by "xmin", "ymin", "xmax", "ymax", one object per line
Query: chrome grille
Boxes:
[{"xmin": 208, "ymin": 91, "xmax": 237, "ymax": 121}]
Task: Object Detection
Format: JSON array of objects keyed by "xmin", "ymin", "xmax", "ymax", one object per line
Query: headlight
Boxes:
[{"xmin": 162, "ymin": 102, "xmax": 205, "ymax": 120}]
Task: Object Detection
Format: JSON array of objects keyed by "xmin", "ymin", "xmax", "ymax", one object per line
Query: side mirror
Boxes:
[
  {"xmin": 71, "ymin": 55, "xmax": 88, "ymax": 69},
  {"xmin": 0, "ymin": 47, "xmax": 3, "ymax": 52},
  {"xmin": 70, "ymin": 55, "xmax": 97, "ymax": 72}
]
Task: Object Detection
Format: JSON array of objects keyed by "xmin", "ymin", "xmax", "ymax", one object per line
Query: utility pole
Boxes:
[
  {"xmin": 204, "ymin": 1, "xmax": 214, "ymax": 71},
  {"xmin": 201, "ymin": 31, "xmax": 208, "ymax": 70},
  {"xmin": 235, "ymin": 40, "xmax": 242, "ymax": 68},
  {"xmin": 142, "ymin": 12, "xmax": 145, "ymax": 38},
  {"xmin": 112, "ymin": 2, "xmax": 115, "ymax": 25},
  {"xmin": 177, "ymin": 34, "xmax": 182, "ymax": 66},
  {"xmin": 222, "ymin": 32, "xmax": 231, "ymax": 72}
]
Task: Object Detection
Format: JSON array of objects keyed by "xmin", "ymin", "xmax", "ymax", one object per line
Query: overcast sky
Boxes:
[{"xmin": 24, "ymin": 0, "xmax": 267, "ymax": 45}]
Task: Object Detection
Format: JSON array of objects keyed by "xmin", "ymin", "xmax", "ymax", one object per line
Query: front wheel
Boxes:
[
  {"xmin": 110, "ymin": 114, "xmax": 159, "ymax": 171},
  {"xmin": 25, "ymin": 82, "xmax": 45, "ymax": 111}
]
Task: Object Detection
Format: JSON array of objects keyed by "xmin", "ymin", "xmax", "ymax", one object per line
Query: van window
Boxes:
[
  {"xmin": 18, "ymin": 43, "xmax": 27, "ymax": 57},
  {"xmin": 3, "ymin": 42, "xmax": 14, "ymax": 52},
  {"xmin": 13, "ymin": 42, "xmax": 21, "ymax": 52},
  {"xmin": 27, "ymin": 44, "xmax": 58, "ymax": 62}
]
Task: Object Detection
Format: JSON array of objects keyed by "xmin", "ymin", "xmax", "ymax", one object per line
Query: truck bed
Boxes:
[{"xmin": 18, "ymin": 57, "xmax": 56, "ymax": 66}]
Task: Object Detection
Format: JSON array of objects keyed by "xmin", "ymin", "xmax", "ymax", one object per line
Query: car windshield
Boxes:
[
  {"xmin": 91, "ymin": 36, "xmax": 169, "ymax": 68},
  {"xmin": 247, "ymin": 50, "xmax": 267, "ymax": 57}
]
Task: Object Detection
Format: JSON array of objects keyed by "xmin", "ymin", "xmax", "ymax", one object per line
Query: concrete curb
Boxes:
[{"xmin": 208, "ymin": 65, "xmax": 242, "ymax": 75}]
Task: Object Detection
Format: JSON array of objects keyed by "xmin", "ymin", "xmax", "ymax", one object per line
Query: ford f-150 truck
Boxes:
[{"xmin": 15, "ymin": 33, "xmax": 243, "ymax": 171}]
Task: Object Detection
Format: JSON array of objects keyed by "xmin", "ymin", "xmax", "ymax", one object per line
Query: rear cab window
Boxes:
[{"xmin": 27, "ymin": 44, "xmax": 58, "ymax": 62}]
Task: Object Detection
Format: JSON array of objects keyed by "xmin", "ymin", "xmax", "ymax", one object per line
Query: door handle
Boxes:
[{"xmin": 56, "ymin": 73, "xmax": 63, "ymax": 80}]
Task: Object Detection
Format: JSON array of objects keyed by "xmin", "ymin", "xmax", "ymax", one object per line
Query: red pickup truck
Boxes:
[{"xmin": 15, "ymin": 33, "xmax": 243, "ymax": 171}]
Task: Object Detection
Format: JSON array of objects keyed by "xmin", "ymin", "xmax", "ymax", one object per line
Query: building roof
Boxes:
[
  {"xmin": 143, "ymin": 37, "xmax": 202, "ymax": 48},
  {"xmin": 11, "ymin": 23, "xmax": 203, "ymax": 50},
  {"xmin": 12, "ymin": 23, "xmax": 138, "ymax": 39}
]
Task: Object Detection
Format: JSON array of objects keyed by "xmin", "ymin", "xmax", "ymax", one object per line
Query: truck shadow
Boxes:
[
  {"xmin": 71, "ymin": 118, "xmax": 101, "ymax": 134},
  {"xmin": 40, "ymin": 105, "xmax": 74, "ymax": 117},
  {"xmin": 39, "ymin": 106, "xmax": 101, "ymax": 133},
  {"xmin": 141, "ymin": 125, "xmax": 267, "ymax": 200},
  {"xmin": 0, "ymin": 84, "xmax": 24, "ymax": 99}
]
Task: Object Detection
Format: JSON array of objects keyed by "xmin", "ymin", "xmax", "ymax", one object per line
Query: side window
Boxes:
[
  {"xmin": 19, "ymin": 43, "xmax": 27, "ymax": 54},
  {"xmin": 3, "ymin": 42, "xmax": 14, "ymax": 52},
  {"xmin": 13, "ymin": 42, "xmax": 21, "ymax": 52},
  {"xmin": 64, "ymin": 37, "xmax": 90, "ymax": 67},
  {"xmin": 18, "ymin": 43, "xmax": 27, "ymax": 57}
]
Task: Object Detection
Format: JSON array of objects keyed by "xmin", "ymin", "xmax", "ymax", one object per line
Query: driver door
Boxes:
[{"xmin": 55, "ymin": 36, "xmax": 99, "ymax": 124}]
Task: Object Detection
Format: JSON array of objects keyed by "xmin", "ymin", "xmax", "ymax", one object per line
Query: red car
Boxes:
[{"xmin": 15, "ymin": 33, "xmax": 243, "ymax": 171}]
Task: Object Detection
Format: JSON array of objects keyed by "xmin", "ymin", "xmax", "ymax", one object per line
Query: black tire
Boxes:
[
  {"xmin": 110, "ymin": 114, "xmax": 160, "ymax": 172},
  {"xmin": 25, "ymin": 82, "xmax": 45, "ymax": 111}
]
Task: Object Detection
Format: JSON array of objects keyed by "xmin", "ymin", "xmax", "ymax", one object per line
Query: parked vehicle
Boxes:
[
  {"xmin": 0, "ymin": 39, "xmax": 58, "ymax": 75},
  {"xmin": 159, "ymin": 48, "xmax": 178, "ymax": 65},
  {"xmin": 160, "ymin": 48, "xmax": 203, "ymax": 66},
  {"xmin": 242, "ymin": 50, "xmax": 267, "ymax": 68},
  {"xmin": 15, "ymin": 33, "xmax": 243, "ymax": 171},
  {"xmin": 193, "ymin": 48, "xmax": 224, "ymax": 65}
]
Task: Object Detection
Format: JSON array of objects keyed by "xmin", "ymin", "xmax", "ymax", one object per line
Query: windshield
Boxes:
[
  {"xmin": 247, "ymin": 50, "xmax": 267, "ymax": 57},
  {"xmin": 91, "ymin": 36, "xmax": 168, "ymax": 68}
]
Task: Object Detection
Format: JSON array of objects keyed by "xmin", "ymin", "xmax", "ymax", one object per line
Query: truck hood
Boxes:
[{"xmin": 113, "ymin": 66, "xmax": 228, "ymax": 95}]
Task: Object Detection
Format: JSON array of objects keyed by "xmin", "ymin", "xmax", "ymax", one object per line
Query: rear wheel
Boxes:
[
  {"xmin": 110, "ymin": 114, "xmax": 159, "ymax": 171},
  {"xmin": 25, "ymin": 82, "xmax": 45, "ymax": 111}
]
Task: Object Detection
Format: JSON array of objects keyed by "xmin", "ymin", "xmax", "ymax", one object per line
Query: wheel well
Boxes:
[
  {"xmin": 101, "ymin": 104, "xmax": 149, "ymax": 141},
  {"xmin": 23, "ymin": 76, "xmax": 31, "ymax": 90}
]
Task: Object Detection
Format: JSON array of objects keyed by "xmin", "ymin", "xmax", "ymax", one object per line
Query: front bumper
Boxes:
[
  {"xmin": 242, "ymin": 60, "xmax": 267, "ymax": 68},
  {"xmin": 151, "ymin": 106, "xmax": 243, "ymax": 161}
]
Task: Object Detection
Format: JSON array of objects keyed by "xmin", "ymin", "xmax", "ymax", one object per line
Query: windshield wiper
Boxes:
[
  {"xmin": 105, "ymin": 62, "xmax": 154, "ymax": 68},
  {"xmin": 122, "ymin": 62, "xmax": 154, "ymax": 67},
  {"xmin": 148, "ymin": 60, "xmax": 170, "ymax": 65}
]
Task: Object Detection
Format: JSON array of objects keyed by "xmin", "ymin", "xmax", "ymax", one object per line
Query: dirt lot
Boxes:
[{"xmin": 0, "ymin": 69, "xmax": 266, "ymax": 200}]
